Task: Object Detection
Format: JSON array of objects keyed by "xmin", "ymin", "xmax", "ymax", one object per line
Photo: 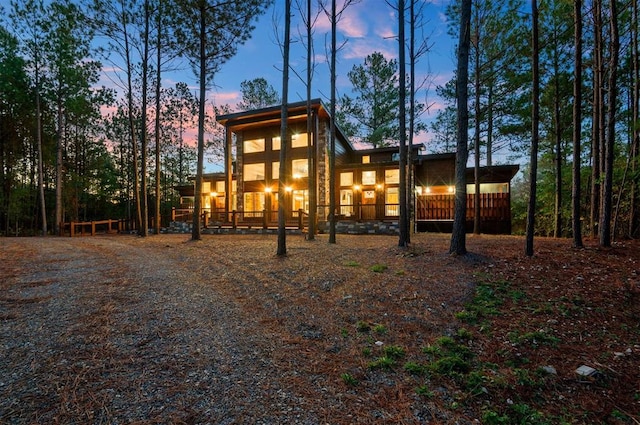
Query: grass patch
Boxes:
[{"xmin": 371, "ymin": 264, "xmax": 388, "ymax": 273}]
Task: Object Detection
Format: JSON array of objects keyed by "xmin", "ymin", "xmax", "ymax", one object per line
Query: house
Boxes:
[{"xmin": 174, "ymin": 99, "xmax": 519, "ymax": 234}]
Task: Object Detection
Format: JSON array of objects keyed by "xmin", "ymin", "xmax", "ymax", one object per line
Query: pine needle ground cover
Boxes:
[{"xmin": 1, "ymin": 233, "xmax": 638, "ymax": 424}]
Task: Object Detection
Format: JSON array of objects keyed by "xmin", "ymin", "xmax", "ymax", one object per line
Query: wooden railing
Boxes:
[
  {"xmin": 171, "ymin": 207, "xmax": 308, "ymax": 230},
  {"xmin": 416, "ymin": 193, "xmax": 511, "ymax": 221},
  {"xmin": 61, "ymin": 219, "xmax": 131, "ymax": 237}
]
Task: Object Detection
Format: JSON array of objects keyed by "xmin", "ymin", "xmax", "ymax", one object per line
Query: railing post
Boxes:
[
  {"xmin": 262, "ymin": 209, "xmax": 268, "ymax": 229},
  {"xmin": 298, "ymin": 209, "xmax": 303, "ymax": 230},
  {"xmin": 232, "ymin": 210, "xmax": 238, "ymax": 229}
]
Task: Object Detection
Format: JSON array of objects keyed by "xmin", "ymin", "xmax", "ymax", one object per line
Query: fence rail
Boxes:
[{"xmin": 61, "ymin": 219, "xmax": 131, "ymax": 237}]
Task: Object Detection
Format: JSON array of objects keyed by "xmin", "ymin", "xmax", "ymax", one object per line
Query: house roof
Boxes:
[{"xmin": 216, "ymin": 98, "xmax": 354, "ymax": 151}]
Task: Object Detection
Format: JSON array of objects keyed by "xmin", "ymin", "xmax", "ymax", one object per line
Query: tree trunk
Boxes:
[
  {"xmin": 154, "ymin": 0, "xmax": 162, "ymax": 235},
  {"xmin": 398, "ymin": 0, "xmax": 408, "ymax": 247},
  {"xmin": 473, "ymin": 10, "xmax": 481, "ymax": 236},
  {"xmin": 525, "ymin": 0, "xmax": 540, "ymax": 257},
  {"xmin": 572, "ymin": 0, "xmax": 584, "ymax": 248},
  {"xmin": 328, "ymin": 0, "xmax": 337, "ymax": 244},
  {"xmin": 630, "ymin": 0, "xmax": 640, "ymax": 238},
  {"xmin": 590, "ymin": 0, "xmax": 603, "ymax": 238},
  {"xmin": 306, "ymin": 0, "xmax": 316, "ymax": 240},
  {"xmin": 449, "ymin": 0, "xmax": 471, "ymax": 256},
  {"xmin": 599, "ymin": 0, "xmax": 619, "ymax": 247},
  {"xmin": 139, "ymin": 0, "xmax": 150, "ymax": 237},
  {"xmin": 277, "ymin": 0, "xmax": 291, "ymax": 256},
  {"xmin": 191, "ymin": 1, "xmax": 206, "ymax": 241},
  {"xmin": 553, "ymin": 32, "xmax": 562, "ymax": 238},
  {"xmin": 35, "ymin": 57, "xmax": 47, "ymax": 236}
]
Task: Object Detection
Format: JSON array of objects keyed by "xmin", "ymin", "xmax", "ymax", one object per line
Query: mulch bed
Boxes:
[{"xmin": 0, "ymin": 233, "xmax": 638, "ymax": 424}]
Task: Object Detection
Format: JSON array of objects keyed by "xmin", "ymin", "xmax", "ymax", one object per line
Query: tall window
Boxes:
[
  {"xmin": 292, "ymin": 190, "xmax": 309, "ymax": 215},
  {"xmin": 244, "ymin": 138, "xmax": 265, "ymax": 153},
  {"xmin": 385, "ymin": 187, "xmax": 399, "ymax": 216},
  {"xmin": 243, "ymin": 163, "xmax": 265, "ymax": 181},
  {"xmin": 272, "ymin": 136, "xmax": 281, "ymax": 151},
  {"xmin": 272, "ymin": 162, "xmax": 280, "ymax": 179},
  {"xmin": 292, "ymin": 159, "xmax": 308, "ymax": 178},
  {"xmin": 340, "ymin": 189, "xmax": 354, "ymax": 216}
]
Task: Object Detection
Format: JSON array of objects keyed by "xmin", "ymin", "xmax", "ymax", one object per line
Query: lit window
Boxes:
[
  {"xmin": 243, "ymin": 192, "xmax": 265, "ymax": 217},
  {"xmin": 243, "ymin": 163, "xmax": 265, "ymax": 181},
  {"xmin": 340, "ymin": 172, "xmax": 353, "ymax": 186},
  {"xmin": 385, "ymin": 169, "xmax": 399, "ymax": 184},
  {"xmin": 272, "ymin": 162, "xmax": 279, "ymax": 179},
  {"xmin": 362, "ymin": 155, "xmax": 370, "ymax": 164},
  {"xmin": 292, "ymin": 159, "xmax": 308, "ymax": 178},
  {"xmin": 385, "ymin": 187, "xmax": 399, "ymax": 216},
  {"xmin": 362, "ymin": 170, "xmax": 376, "ymax": 185},
  {"xmin": 243, "ymin": 138, "xmax": 265, "ymax": 153},
  {"xmin": 272, "ymin": 137, "xmax": 281, "ymax": 150},
  {"xmin": 340, "ymin": 189, "xmax": 354, "ymax": 216},
  {"xmin": 216, "ymin": 181, "xmax": 225, "ymax": 193},
  {"xmin": 291, "ymin": 133, "xmax": 308, "ymax": 148}
]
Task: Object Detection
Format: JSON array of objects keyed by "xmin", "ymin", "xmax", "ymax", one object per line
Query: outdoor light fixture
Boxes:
[
  {"xmin": 285, "ymin": 186, "xmax": 293, "ymax": 192},
  {"xmin": 264, "ymin": 187, "xmax": 272, "ymax": 193},
  {"xmin": 376, "ymin": 184, "xmax": 383, "ymax": 190},
  {"xmin": 353, "ymin": 184, "xmax": 361, "ymax": 191},
  {"xmin": 448, "ymin": 186, "xmax": 455, "ymax": 193},
  {"xmin": 210, "ymin": 192, "xmax": 218, "ymax": 197}
]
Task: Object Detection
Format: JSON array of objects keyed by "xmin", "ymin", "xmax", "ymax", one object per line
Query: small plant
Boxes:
[
  {"xmin": 368, "ymin": 355, "xmax": 395, "ymax": 370},
  {"xmin": 344, "ymin": 260, "xmax": 360, "ymax": 267},
  {"xmin": 508, "ymin": 330, "xmax": 560, "ymax": 348},
  {"xmin": 373, "ymin": 324, "xmax": 387, "ymax": 334},
  {"xmin": 404, "ymin": 361, "xmax": 427, "ymax": 375},
  {"xmin": 356, "ymin": 320, "xmax": 371, "ymax": 333},
  {"xmin": 383, "ymin": 345, "xmax": 406, "ymax": 359},
  {"xmin": 457, "ymin": 328, "xmax": 473, "ymax": 340},
  {"xmin": 371, "ymin": 264, "xmax": 388, "ymax": 273},
  {"xmin": 340, "ymin": 328, "xmax": 349, "ymax": 338},
  {"xmin": 415, "ymin": 385, "xmax": 434, "ymax": 397},
  {"xmin": 362, "ymin": 347, "xmax": 372, "ymax": 357},
  {"xmin": 340, "ymin": 373, "xmax": 359, "ymax": 386},
  {"xmin": 482, "ymin": 410, "xmax": 510, "ymax": 425}
]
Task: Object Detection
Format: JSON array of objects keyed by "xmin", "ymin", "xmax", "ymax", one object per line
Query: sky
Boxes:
[
  {"xmin": 1, "ymin": 0, "xmax": 459, "ymax": 170},
  {"xmin": 184, "ymin": 0, "xmax": 457, "ymax": 111},
  {"xmin": 175, "ymin": 0, "xmax": 459, "ymax": 169}
]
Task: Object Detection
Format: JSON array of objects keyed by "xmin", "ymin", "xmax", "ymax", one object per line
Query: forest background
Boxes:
[{"xmin": 0, "ymin": 0, "xmax": 639, "ymax": 246}]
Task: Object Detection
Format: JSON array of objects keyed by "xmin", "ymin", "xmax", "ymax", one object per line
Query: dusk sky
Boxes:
[{"xmin": 160, "ymin": 0, "xmax": 459, "ymax": 169}]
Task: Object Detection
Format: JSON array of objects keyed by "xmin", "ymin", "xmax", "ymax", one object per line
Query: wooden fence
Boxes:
[{"xmin": 61, "ymin": 219, "xmax": 131, "ymax": 237}]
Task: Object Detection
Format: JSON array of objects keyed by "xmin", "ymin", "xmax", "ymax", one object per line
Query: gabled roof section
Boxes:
[{"xmin": 216, "ymin": 98, "xmax": 354, "ymax": 151}]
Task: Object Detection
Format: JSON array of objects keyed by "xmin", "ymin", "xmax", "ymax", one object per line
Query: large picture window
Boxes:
[
  {"xmin": 291, "ymin": 159, "xmax": 308, "ymax": 178},
  {"xmin": 243, "ymin": 163, "xmax": 265, "ymax": 181},
  {"xmin": 340, "ymin": 172, "xmax": 353, "ymax": 186},
  {"xmin": 291, "ymin": 133, "xmax": 308, "ymax": 148},
  {"xmin": 362, "ymin": 170, "xmax": 376, "ymax": 185},
  {"xmin": 243, "ymin": 138, "xmax": 265, "ymax": 153},
  {"xmin": 385, "ymin": 169, "xmax": 399, "ymax": 184}
]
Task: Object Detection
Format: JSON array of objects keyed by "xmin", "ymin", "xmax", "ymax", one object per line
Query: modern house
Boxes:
[{"xmin": 174, "ymin": 99, "xmax": 519, "ymax": 234}]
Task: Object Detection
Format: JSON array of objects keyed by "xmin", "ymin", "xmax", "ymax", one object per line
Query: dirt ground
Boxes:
[{"xmin": 0, "ymin": 232, "xmax": 638, "ymax": 424}]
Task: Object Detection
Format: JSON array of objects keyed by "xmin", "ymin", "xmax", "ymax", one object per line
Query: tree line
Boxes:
[{"xmin": 1, "ymin": 0, "xmax": 638, "ymax": 255}]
